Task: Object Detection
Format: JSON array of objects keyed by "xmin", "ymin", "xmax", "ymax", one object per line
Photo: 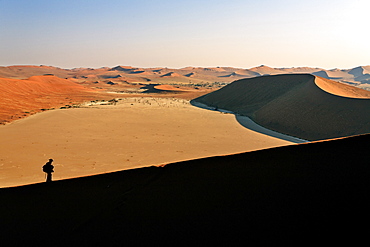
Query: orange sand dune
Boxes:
[
  {"xmin": 313, "ymin": 69, "xmax": 354, "ymax": 80},
  {"xmin": 160, "ymin": 72, "xmax": 183, "ymax": 77},
  {"xmin": 184, "ymin": 72, "xmax": 196, "ymax": 77},
  {"xmin": 192, "ymin": 74, "xmax": 370, "ymax": 140},
  {"xmin": 326, "ymin": 69, "xmax": 352, "ymax": 78},
  {"xmin": 282, "ymin": 66, "xmax": 322, "ymax": 73},
  {"xmin": 219, "ymin": 72, "xmax": 247, "ymax": 78},
  {"xmin": 2, "ymin": 65, "xmax": 370, "ymax": 88},
  {"xmin": 361, "ymin": 65, "xmax": 370, "ymax": 74},
  {"xmin": 315, "ymin": 76, "xmax": 370, "ymax": 98},
  {"xmin": 249, "ymin": 65, "xmax": 284, "ymax": 75},
  {"xmin": 0, "ymin": 65, "xmax": 74, "ymax": 79},
  {"xmin": 110, "ymin": 65, "xmax": 135, "ymax": 71},
  {"xmin": 0, "ymin": 133, "xmax": 368, "ymax": 245},
  {"xmin": 0, "ymin": 75, "xmax": 104, "ymax": 124},
  {"xmin": 154, "ymin": 84, "xmax": 189, "ymax": 91},
  {"xmin": 0, "ymin": 97, "xmax": 291, "ymax": 187},
  {"xmin": 235, "ymin": 69, "xmax": 261, "ymax": 76}
]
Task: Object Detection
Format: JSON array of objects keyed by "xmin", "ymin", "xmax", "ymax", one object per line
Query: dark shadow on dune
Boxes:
[
  {"xmin": 140, "ymin": 84, "xmax": 161, "ymax": 93},
  {"xmin": 0, "ymin": 134, "xmax": 369, "ymax": 246},
  {"xmin": 141, "ymin": 84, "xmax": 183, "ymax": 94},
  {"xmin": 235, "ymin": 115, "xmax": 307, "ymax": 143},
  {"xmin": 190, "ymin": 100, "xmax": 307, "ymax": 143},
  {"xmin": 98, "ymin": 74, "xmax": 122, "ymax": 79},
  {"xmin": 184, "ymin": 72, "xmax": 195, "ymax": 77},
  {"xmin": 110, "ymin": 66, "xmax": 134, "ymax": 72},
  {"xmin": 130, "ymin": 70, "xmax": 146, "ymax": 74},
  {"xmin": 191, "ymin": 74, "xmax": 370, "ymax": 141}
]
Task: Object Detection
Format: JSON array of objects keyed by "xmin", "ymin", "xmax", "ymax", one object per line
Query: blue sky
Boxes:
[{"xmin": 0, "ymin": 0, "xmax": 368, "ymax": 69}]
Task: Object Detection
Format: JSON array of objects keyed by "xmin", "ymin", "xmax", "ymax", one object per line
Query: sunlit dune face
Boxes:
[
  {"xmin": 0, "ymin": 97, "xmax": 292, "ymax": 187},
  {"xmin": 314, "ymin": 76, "xmax": 370, "ymax": 99}
]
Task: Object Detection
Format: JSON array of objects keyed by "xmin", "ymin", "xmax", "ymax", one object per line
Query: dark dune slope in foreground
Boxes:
[
  {"xmin": 192, "ymin": 74, "xmax": 370, "ymax": 140},
  {"xmin": 0, "ymin": 134, "xmax": 369, "ymax": 245}
]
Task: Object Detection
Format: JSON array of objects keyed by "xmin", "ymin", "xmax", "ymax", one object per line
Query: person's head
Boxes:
[{"xmin": 49, "ymin": 159, "xmax": 53, "ymax": 162}]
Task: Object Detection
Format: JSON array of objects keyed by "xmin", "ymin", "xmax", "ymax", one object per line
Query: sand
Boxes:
[
  {"xmin": 0, "ymin": 75, "xmax": 104, "ymax": 124},
  {"xmin": 191, "ymin": 101, "xmax": 307, "ymax": 143},
  {"xmin": 0, "ymin": 97, "xmax": 293, "ymax": 188},
  {"xmin": 2, "ymin": 65, "xmax": 369, "ymax": 90},
  {"xmin": 315, "ymin": 76, "xmax": 370, "ymax": 98},
  {"xmin": 1, "ymin": 133, "xmax": 368, "ymax": 245},
  {"xmin": 193, "ymin": 74, "xmax": 370, "ymax": 140}
]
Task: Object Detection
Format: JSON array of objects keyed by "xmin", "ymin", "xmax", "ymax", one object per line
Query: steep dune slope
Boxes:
[
  {"xmin": 0, "ymin": 134, "xmax": 369, "ymax": 245},
  {"xmin": 0, "ymin": 75, "xmax": 100, "ymax": 123},
  {"xmin": 192, "ymin": 74, "xmax": 370, "ymax": 140},
  {"xmin": 315, "ymin": 76, "xmax": 370, "ymax": 98},
  {"xmin": 0, "ymin": 65, "xmax": 74, "ymax": 79}
]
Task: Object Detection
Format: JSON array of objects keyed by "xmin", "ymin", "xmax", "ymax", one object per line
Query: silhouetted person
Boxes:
[{"xmin": 43, "ymin": 159, "xmax": 54, "ymax": 182}]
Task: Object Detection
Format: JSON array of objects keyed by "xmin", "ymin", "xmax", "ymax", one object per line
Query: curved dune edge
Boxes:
[
  {"xmin": 191, "ymin": 74, "xmax": 370, "ymax": 140},
  {"xmin": 314, "ymin": 76, "xmax": 370, "ymax": 99},
  {"xmin": 191, "ymin": 101, "xmax": 308, "ymax": 143},
  {"xmin": 0, "ymin": 97, "xmax": 293, "ymax": 188},
  {"xmin": 0, "ymin": 75, "xmax": 105, "ymax": 124},
  {"xmin": 0, "ymin": 133, "xmax": 368, "ymax": 245},
  {"xmin": 154, "ymin": 84, "xmax": 189, "ymax": 92}
]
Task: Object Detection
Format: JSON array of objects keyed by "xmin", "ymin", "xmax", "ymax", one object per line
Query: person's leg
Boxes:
[{"xmin": 46, "ymin": 173, "xmax": 52, "ymax": 182}]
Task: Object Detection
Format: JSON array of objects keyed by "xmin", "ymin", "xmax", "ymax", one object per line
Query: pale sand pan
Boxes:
[{"xmin": 0, "ymin": 97, "xmax": 293, "ymax": 187}]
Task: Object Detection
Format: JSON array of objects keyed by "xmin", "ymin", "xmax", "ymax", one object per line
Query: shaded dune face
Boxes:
[
  {"xmin": 192, "ymin": 74, "xmax": 370, "ymax": 140},
  {"xmin": 0, "ymin": 134, "xmax": 369, "ymax": 245}
]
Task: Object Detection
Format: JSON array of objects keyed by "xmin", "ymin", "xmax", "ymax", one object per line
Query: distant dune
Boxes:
[
  {"xmin": 154, "ymin": 84, "xmax": 187, "ymax": 91},
  {"xmin": 218, "ymin": 72, "xmax": 246, "ymax": 78},
  {"xmin": 192, "ymin": 74, "xmax": 370, "ymax": 140},
  {"xmin": 184, "ymin": 72, "xmax": 196, "ymax": 77},
  {"xmin": 110, "ymin": 65, "xmax": 135, "ymax": 72},
  {"xmin": 160, "ymin": 72, "xmax": 183, "ymax": 77},
  {"xmin": 0, "ymin": 65, "xmax": 78, "ymax": 79},
  {"xmin": 0, "ymin": 133, "xmax": 368, "ymax": 245},
  {"xmin": 249, "ymin": 65, "xmax": 283, "ymax": 75},
  {"xmin": 235, "ymin": 69, "xmax": 261, "ymax": 77},
  {"xmin": 1, "ymin": 65, "xmax": 370, "ymax": 90},
  {"xmin": 0, "ymin": 75, "xmax": 101, "ymax": 124}
]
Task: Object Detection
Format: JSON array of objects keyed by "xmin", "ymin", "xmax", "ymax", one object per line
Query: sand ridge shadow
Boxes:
[
  {"xmin": 235, "ymin": 114, "xmax": 308, "ymax": 143},
  {"xmin": 190, "ymin": 100, "xmax": 307, "ymax": 144},
  {"xmin": 191, "ymin": 74, "xmax": 370, "ymax": 140},
  {"xmin": 1, "ymin": 134, "xmax": 369, "ymax": 245}
]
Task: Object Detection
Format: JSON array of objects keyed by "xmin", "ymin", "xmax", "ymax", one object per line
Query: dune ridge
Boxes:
[
  {"xmin": 0, "ymin": 97, "xmax": 292, "ymax": 188},
  {"xmin": 1, "ymin": 65, "xmax": 370, "ymax": 90},
  {"xmin": 192, "ymin": 74, "xmax": 370, "ymax": 140},
  {"xmin": 0, "ymin": 75, "xmax": 102, "ymax": 124},
  {"xmin": 314, "ymin": 76, "xmax": 370, "ymax": 98},
  {"xmin": 0, "ymin": 133, "xmax": 368, "ymax": 245}
]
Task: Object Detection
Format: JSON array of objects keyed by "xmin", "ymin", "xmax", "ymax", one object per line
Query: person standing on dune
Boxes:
[{"xmin": 42, "ymin": 159, "xmax": 54, "ymax": 182}]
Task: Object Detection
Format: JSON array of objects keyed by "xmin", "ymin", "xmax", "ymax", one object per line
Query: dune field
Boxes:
[
  {"xmin": 1, "ymin": 65, "xmax": 370, "ymax": 90},
  {"xmin": 0, "ymin": 97, "xmax": 294, "ymax": 188},
  {"xmin": 1, "ymin": 68, "xmax": 369, "ymax": 245},
  {"xmin": 1, "ymin": 72, "xmax": 369, "ymax": 187}
]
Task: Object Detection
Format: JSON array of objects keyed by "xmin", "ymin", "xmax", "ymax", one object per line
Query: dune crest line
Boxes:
[
  {"xmin": 0, "ymin": 97, "xmax": 292, "ymax": 188},
  {"xmin": 190, "ymin": 101, "xmax": 307, "ymax": 143},
  {"xmin": 192, "ymin": 74, "xmax": 370, "ymax": 140}
]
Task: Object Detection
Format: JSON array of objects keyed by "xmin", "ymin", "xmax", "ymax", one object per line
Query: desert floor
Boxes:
[{"xmin": 0, "ymin": 97, "xmax": 295, "ymax": 188}]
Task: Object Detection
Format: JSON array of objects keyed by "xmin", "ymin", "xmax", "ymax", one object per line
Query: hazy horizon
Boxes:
[{"xmin": 1, "ymin": 0, "xmax": 369, "ymax": 70}]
